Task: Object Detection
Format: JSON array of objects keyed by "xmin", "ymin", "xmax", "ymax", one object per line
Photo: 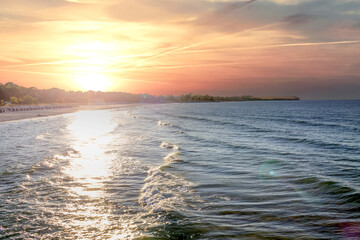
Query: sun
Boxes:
[
  {"xmin": 66, "ymin": 40, "xmax": 117, "ymax": 92},
  {"xmin": 75, "ymin": 72, "xmax": 110, "ymax": 92}
]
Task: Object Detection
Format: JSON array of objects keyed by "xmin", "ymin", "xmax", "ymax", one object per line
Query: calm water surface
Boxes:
[{"xmin": 1, "ymin": 101, "xmax": 359, "ymax": 239}]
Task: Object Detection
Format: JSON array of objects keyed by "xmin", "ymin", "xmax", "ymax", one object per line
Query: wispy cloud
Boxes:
[
  {"xmin": 0, "ymin": 69, "xmax": 71, "ymax": 76},
  {"xmin": 0, "ymin": 54, "xmax": 149, "ymax": 69},
  {"xmin": 107, "ymin": 22, "xmax": 281, "ymax": 72},
  {"xmin": 176, "ymin": 40, "xmax": 360, "ymax": 54},
  {"xmin": 0, "ymin": 56, "xmax": 24, "ymax": 63}
]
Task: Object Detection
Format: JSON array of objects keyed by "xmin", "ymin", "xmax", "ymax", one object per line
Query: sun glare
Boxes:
[
  {"xmin": 65, "ymin": 40, "xmax": 119, "ymax": 92},
  {"xmin": 75, "ymin": 72, "xmax": 110, "ymax": 91}
]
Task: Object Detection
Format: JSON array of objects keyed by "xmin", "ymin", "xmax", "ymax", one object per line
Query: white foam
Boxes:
[
  {"xmin": 35, "ymin": 134, "xmax": 46, "ymax": 140},
  {"xmin": 157, "ymin": 120, "xmax": 173, "ymax": 127},
  {"xmin": 29, "ymin": 150, "xmax": 80, "ymax": 174},
  {"xmin": 35, "ymin": 132, "xmax": 50, "ymax": 140},
  {"xmin": 160, "ymin": 142, "xmax": 180, "ymax": 150},
  {"xmin": 138, "ymin": 166, "xmax": 193, "ymax": 213},
  {"xmin": 131, "ymin": 114, "xmax": 142, "ymax": 119},
  {"xmin": 163, "ymin": 152, "xmax": 182, "ymax": 163},
  {"xmin": 127, "ymin": 111, "xmax": 142, "ymax": 119}
]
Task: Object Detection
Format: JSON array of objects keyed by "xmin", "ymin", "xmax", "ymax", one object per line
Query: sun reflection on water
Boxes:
[
  {"xmin": 68, "ymin": 110, "xmax": 117, "ymax": 142},
  {"xmin": 34, "ymin": 110, "xmax": 146, "ymax": 239},
  {"xmin": 64, "ymin": 111, "xmax": 118, "ymax": 200},
  {"xmin": 58, "ymin": 110, "xmax": 130, "ymax": 237}
]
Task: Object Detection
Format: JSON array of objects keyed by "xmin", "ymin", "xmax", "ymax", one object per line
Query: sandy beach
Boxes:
[{"xmin": 0, "ymin": 103, "xmax": 137, "ymax": 123}]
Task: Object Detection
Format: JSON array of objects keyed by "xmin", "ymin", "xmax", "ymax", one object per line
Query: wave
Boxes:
[
  {"xmin": 162, "ymin": 111, "xmax": 359, "ymax": 137},
  {"xmin": 292, "ymin": 176, "xmax": 360, "ymax": 210},
  {"xmin": 179, "ymin": 132, "xmax": 258, "ymax": 152},
  {"xmin": 157, "ymin": 120, "xmax": 174, "ymax": 127},
  {"xmin": 163, "ymin": 152, "xmax": 182, "ymax": 163},
  {"xmin": 160, "ymin": 142, "xmax": 180, "ymax": 150},
  {"xmin": 161, "ymin": 112, "xmax": 272, "ymax": 133},
  {"xmin": 139, "ymin": 166, "xmax": 194, "ymax": 213},
  {"xmin": 140, "ymin": 138, "xmax": 195, "ymax": 214},
  {"xmin": 127, "ymin": 111, "xmax": 142, "ymax": 119},
  {"xmin": 28, "ymin": 151, "xmax": 79, "ymax": 174},
  {"xmin": 35, "ymin": 132, "xmax": 50, "ymax": 140},
  {"xmin": 252, "ymin": 116, "xmax": 360, "ymax": 133},
  {"xmin": 270, "ymin": 136, "xmax": 359, "ymax": 153}
]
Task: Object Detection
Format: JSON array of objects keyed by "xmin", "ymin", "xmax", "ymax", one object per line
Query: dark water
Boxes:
[{"xmin": 1, "ymin": 101, "xmax": 359, "ymax": 239}]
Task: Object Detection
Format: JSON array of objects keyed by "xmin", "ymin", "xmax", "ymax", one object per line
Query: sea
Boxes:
[{"xmin": 0, "ymin": 100, "xmax": 359, "ymax": 240}]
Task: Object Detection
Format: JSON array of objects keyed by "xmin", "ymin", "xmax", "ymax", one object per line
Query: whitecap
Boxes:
[
  {"xmin": 163, "ymin": 152, "xmax": 182, "ymax": 163},
  {"xmin": 35, "ymin": 134, "xmax": 46, "ymax": 140},
  {"xmin": 138, "ymin": 166, "xmax": 193, "ymax": 213},
  {"xmin": 160, "ymin": 142, "xmax": 180, "ymax": 150},
  {"xmin": 157, "ymin": 120, "xmax": 173, "ymax": 127},
  {"xmin": 127, "ymin": 111, "xmax": 142, "ymax": 119},
  {"xmin": 35, "ymin": 132, "xmax": 50, "ymax": 140}
]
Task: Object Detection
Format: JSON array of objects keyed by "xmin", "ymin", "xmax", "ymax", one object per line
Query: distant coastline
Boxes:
[
  {"xmin": 0, "ymin": 81, "xmax": 299, "ymax": 122},
  {"xmin": 0, "ymin": 82, "xmax": 300, "ymax": 107}
]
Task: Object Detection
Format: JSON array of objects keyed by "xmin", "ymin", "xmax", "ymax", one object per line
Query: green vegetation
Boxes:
[
  {"xmin": 0, "ymin": 82, "xmax": 299, "ymax": 105},
  {"xmin": 22, "ymin": 95, "xmax": 38, "ymax": 104},
  {"xmin": 10, "ymin": 96, "xmax": 19, "ymax": 104},
  {"xmin": 177, "ymin": 93, "xmax": 299, "ymax": 102}
]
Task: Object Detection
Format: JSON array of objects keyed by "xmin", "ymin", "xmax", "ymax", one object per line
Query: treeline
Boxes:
[
  {"xmin": 0, "ymin": 82, "xmax": 140, "ymax": 105},
  {"xmin": 178, "ymin": 93, "xmax": 299, "ymax": 102},
  {"xmin": 0, "ymin": 82, "xmax": 299, "ymax": 105}
]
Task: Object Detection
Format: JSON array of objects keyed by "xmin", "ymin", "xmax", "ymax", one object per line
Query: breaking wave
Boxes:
[
  {"xmin": 157, "ymin": 120, "xmax": 174, "ymax": 127},
  {"xmin": 160, "ymin": 142, "xmax": 180, "ymax": 150},
  {"xmin": 138, "ymin": 166, "xmax": 194, "ymax": 213},
  {"xmin": 163, "ymin": 152, "xmax": 182, "ymax": 163},
  {"xmin": 127, "ymin": 111, "xmax": 142, "ymax": 119}
]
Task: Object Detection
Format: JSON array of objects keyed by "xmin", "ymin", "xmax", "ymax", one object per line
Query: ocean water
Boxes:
[{"xmin": 0, "ymin": 101, "xmax": 359, "ymax": 240}]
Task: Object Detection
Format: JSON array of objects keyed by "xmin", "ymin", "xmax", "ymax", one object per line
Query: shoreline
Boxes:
[{"xmin": 0, "ymin": 103, "xmax": 138, "ymax": 123}]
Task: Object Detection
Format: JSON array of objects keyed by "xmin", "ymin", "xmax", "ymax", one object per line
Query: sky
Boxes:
[{"xmin": 0, "ymin": 0, "xmax": 359, "ymax": 99}]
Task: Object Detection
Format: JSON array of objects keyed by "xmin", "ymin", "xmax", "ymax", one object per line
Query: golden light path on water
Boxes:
[
  {"xmin": 58, "ymin": 110, "xmax": 138, "ymax": 239},
  {"xmin": 65, "ymin": 111, "xmax": 115, "ymax": 198}
]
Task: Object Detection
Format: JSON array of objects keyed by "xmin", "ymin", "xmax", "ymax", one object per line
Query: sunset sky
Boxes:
[{"xmin": 0, "ymin": 0, "xmax": 359, "ymax": 99}]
